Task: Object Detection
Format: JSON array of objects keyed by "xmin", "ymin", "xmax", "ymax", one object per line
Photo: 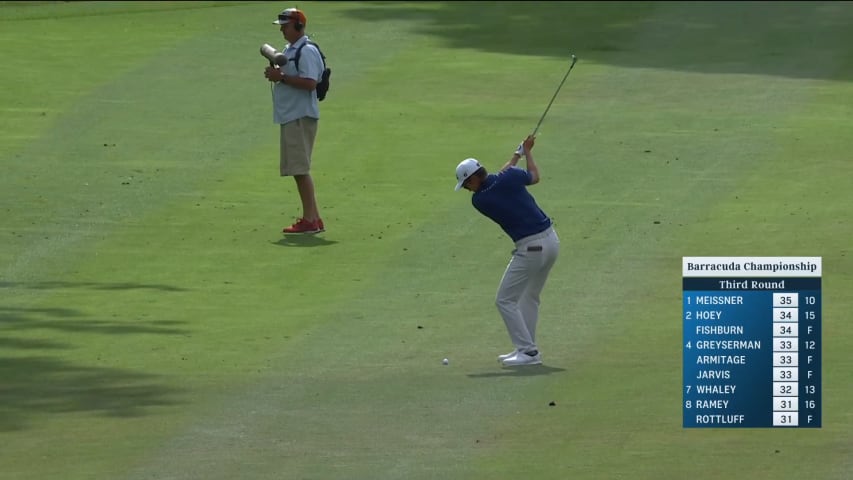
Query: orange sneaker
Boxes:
[{"xmin": 283, "ymin": 218, "xmax": 322, "ymax": 234}]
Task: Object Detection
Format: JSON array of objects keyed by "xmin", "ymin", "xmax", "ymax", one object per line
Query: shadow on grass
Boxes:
[
  {"xmin": 467, "ymin": 365, "xmax": 566, "ymax": 378},
  {"xmin": 0, "ymin": 356, "xmax": 182, "ymax": 432},
  {"xmin": 0, "ymin": 337, "xmax": 70, "ymax": 350},
  {"xmin": 272, "ymin": 235, "xmax": 339, "ymax": 247},
  {"xmin": 0, "ymin": 306, "xmax": 190, "ymax": 335},
  {"xmin": 342, "ymin": 1, "xmax": 853, "ymax": 81},
  {"xmin": 0, "ymin": 280, "xmax": 188, "ymax": 292},
  {"xmin": 0, "ymin": 303, "xmax": 189, "ymax": 431}
]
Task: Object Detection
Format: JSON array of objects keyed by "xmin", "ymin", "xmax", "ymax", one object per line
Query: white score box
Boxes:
[
  {"xmin": 773, "ymin": 308, "xmax": 799, "ymax": 322},
  {"xmin": 773, "ymin": 367, "xmax": 799, "ymax": 381},
  {"xmin": 773, "ymin": 382, "xmax": 799, "ymax": 396},
  {"xmin": 773, "ymin": 293, "xmax": 799, "ymax": 307},
  {"xmin": 773, "ymin": 412, "xmax": 799, "ymax": 426},
  {"xmin": 773, "ymin": 338, "xmax": 799, "ymax": 352},
  {"xmin": 774, "ymin": 397, "xmax": 799, "ymax": 411},
  {"xmin": 774, "ymin": 352, "xmax": 799, "ymax": 367},
  {"xmin": 774, "ymin": 322, "xmax": 799, "ymax": 337}
]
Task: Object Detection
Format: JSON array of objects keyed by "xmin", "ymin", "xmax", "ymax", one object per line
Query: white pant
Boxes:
[{"xmin": 495, "ymin": 226, "xmax": 560, "ymax": 353}]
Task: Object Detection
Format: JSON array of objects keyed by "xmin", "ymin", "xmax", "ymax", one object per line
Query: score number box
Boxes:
[{"xmin": 682, "ymin": 257, "xmax": 822, "ymax": 428}]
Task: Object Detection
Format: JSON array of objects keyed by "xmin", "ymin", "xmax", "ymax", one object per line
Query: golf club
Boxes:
[{"xmin": 532, "ymin": 54, "xmax": 577, "ymax": 137}]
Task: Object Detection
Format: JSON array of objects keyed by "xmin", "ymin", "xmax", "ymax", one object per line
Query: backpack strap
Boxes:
[{"xmin": 294, "ymin": 40, "xmax": 326, "ymax": 72}]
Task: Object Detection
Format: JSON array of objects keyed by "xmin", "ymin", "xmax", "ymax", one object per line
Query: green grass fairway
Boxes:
[{"xmin": 2, "ymin": 1, "xmax": 853, "ymax": 479}]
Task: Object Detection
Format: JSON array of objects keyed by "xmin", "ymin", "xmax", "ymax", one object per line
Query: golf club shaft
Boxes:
[{"xmin": 532, "ymin": 55, "xmax": 577, "ymax": 137}]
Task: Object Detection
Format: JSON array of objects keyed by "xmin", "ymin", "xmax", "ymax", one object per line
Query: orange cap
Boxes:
[{"xmin": 273, "ymin": 8, "xmax": 307, "ymax": 27}]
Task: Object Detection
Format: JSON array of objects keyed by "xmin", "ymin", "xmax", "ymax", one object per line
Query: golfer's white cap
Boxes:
[{"xmin": 454, "ymin": 158, "xmax": 483, "ymax": 191}]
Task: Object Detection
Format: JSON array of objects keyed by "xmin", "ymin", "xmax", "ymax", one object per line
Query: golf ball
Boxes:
[{"xmin": 442, "ymin": 358, "xmax": 449, "ymax": 365}]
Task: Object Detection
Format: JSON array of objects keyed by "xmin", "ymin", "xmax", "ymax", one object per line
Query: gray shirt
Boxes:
[{"xmin": 272, "ymin": 36, "xmax": 323, "ymax": 124}]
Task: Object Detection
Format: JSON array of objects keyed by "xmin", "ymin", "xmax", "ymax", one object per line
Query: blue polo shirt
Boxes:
[{"xmin": 471, "ymin": 167, "xmax": 552, "ymax": 242}]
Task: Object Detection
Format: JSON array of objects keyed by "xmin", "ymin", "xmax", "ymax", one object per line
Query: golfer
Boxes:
[{"xmin": 454, "ymin": 135, "xmax": 559, "ymax": 366}]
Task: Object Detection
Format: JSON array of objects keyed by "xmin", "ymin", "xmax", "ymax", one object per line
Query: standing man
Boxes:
[
  {"xmin": 265, "ymin": 8, "xmax": 325, "ymax": 234},
  {"xmin": 454, "ymin": 135, "xmax": 560, "ymax": 366}
]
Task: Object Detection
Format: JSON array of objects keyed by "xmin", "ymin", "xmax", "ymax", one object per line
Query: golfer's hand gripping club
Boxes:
[{"xmin": 515, "ymin": 135, "xmax": 536, "ymax": 157}]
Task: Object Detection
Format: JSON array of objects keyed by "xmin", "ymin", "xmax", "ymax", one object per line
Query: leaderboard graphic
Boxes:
[{"xmin": 682, "ymin": 257, "xmax": 822, "ymax": 428}]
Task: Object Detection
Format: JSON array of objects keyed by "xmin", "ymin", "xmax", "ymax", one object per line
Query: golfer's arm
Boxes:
[
  {"xmin": 501, "ymin": 153, "xmax": 522, "ymax": 172},
  {"xmin": 525, "ymin": 151, "xmax": 540, "ymax": 185}
]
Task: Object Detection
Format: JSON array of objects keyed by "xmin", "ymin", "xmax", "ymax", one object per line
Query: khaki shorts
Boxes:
[{"xmin": 280, "ymin": 117, "xmax": 318, "ymax": 176}]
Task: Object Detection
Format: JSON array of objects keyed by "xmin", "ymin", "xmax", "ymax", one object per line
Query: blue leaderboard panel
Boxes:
[{"xmin": 683, "ymin": 257, "xmax": 822, "ymax": 428}]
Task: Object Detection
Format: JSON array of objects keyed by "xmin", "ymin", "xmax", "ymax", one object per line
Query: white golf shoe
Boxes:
[
  {"xmin": 497, "ymin": 350, "xmax": 519, "ymax": 362},
  {"xmin": 501, "ymin": 350, "xmax": 542, "ymax": 366}
]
